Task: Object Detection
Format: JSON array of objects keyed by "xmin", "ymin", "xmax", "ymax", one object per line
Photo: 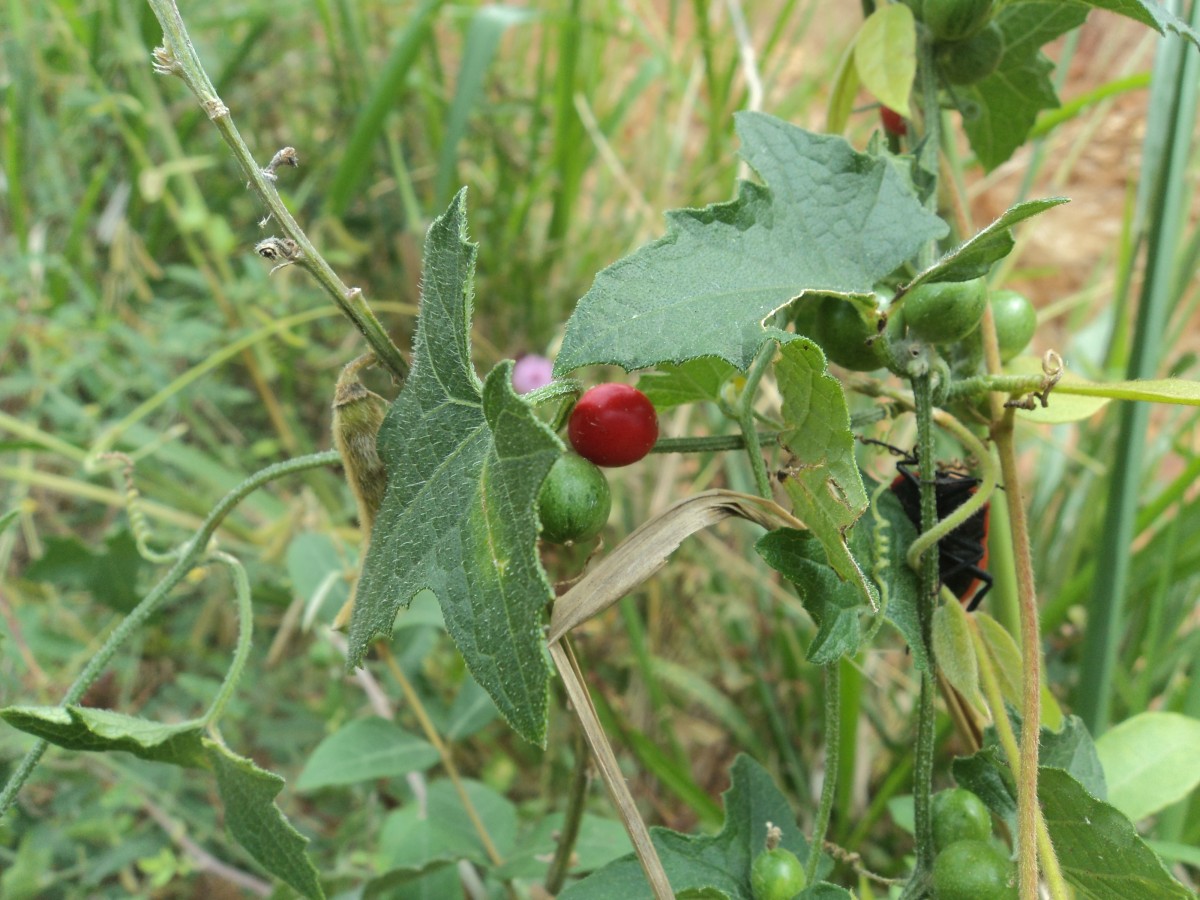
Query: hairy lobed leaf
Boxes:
[
  {"xmin": 554, "ymin": 112, "xmax": 947, "ymax": 375},
  {"xmin": 349, "ymin": 190, "xmax": 562, "ymax": 746},
  {"xmin": 0, "ymin": 705, "xmax": 323, "ymax": 899}
]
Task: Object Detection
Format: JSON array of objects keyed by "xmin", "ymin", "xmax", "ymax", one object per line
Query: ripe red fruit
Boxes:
[
  {"xmin": 880, "ymin": 106, "xmax": 908, "ymax": 137},
  {"xmin": 568, "ymin": 384, "xmax": 658, "ymax": 467}
]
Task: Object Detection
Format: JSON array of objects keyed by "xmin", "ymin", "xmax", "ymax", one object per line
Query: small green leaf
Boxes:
[
  {"xmin": 23, "ymin": 530, "xmax": 146, "ymax": 613},
  {"xmin": 204, "ymin": 739, "xmax": 324, "ymax": 899},
  {"xmin": 1095, "ymin": 712, "xmax": 1200, "ymax": 822},
  {"xmin": 855, "ymin": 4, "xmax": 916, "ymax": 117},
  {"xmin": 433, "ymin": 7, "xmax": 540, "ymax": 204},
  {"xmin": 559, "ymin": 755, "xmax": 816, "ymax": 899},
  {"xmin": 350, "ymin": 191, "xmax": 562, "ymax": 746},
  {"xmin": 932, "ymin": 601, "xmax": 985, "ymax": 713},
  {"xmin": 1053, "ymin": 376, "xmax": 1200, "ymax": 406},
  {"xmin": 554, "ymin": 113, "xmax": 947, "ymax": 375},
  {"xmin": 295, "ymin": 717, "xmax": 440, "ymax": 790},
  {"xmin": 954, "ymin": 4, "xmax": 1089, "ymax": 171},
  {"xmin": 1086, "ymin": 0, "xmax": 1200, "ymax": 46},
  {"xmin": 0, "ymin": 706, "xmax": 324, "ymax": 898},
  {"xmin": 951, "ymin": 745, "xmax": 1018, "ymax": 837},
  {"xmin": 1013, "ymin": 366, "xmax": 1200, "ymax": 424},
  {"xmin": 638, "ymin": 358, "xmax": 738, "ymax": 409},
  {"xmin": 775, "ymin": 339, "xmax": 878, "ymax": 611},
  {"xmin": 1039, "ymin": 716, "xmax": 1107, "ymax": 799},
  {"xmin": 1040, "ymin": 766, "xmax": 1194, "ymax": 899},
  {"xmin": 905, "ymin": 198, "xmax": 1069, "ymax": 290},
  {"xmin": 974, "ymin": 613, "xmax": 1064, "ymax": 730},
  {"xmin": 0, "ymin": 705, "xmax": 206, "ymax": 767},
  {"xmin": 377, "ymin": 779, "xmax": 517, "ymax": 871},
  {"xmin": 756, "ymin": 529, "xmax": 864, "ymax": 664},
  {"xmin": 868, "ymin": 485, "xmax": 929, "ymax": 671},
  {"xmin": 825, "ymin": 39, "xmax": 861, "ymax": 134}
]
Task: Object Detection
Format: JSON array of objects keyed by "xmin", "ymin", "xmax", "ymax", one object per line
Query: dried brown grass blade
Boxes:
[
  {"xmin": 547, "ymin": 488, "xmax": 801, "ymax": 643},
  {"xmin": 550, "ymin": 639, "xmax": 675, "ymax": 899}
]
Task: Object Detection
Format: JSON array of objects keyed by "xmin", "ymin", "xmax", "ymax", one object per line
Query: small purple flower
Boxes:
[{"xmin": 512, "ymin": 354, "xmax": 554, "ymax": 394}]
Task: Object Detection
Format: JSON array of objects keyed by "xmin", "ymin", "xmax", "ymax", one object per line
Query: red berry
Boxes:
[
  {"xmin": 568, "ymin": 384, "xmax": 658, "ymax": 467},
  {"xmin": 880, "ymin": 106, "xmax": 908, "ymax": 137}
]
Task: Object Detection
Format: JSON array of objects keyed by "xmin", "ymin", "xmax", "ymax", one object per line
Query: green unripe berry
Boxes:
[
  {"xmin": 932, "ymin": 788, "xmax": 993, "ymax": 853},
  {"xmin": 921, "ymin": 0, "xmax": 994, "ymax": 41},
  {"xmin": 750, "ymin": 847, "xmax": 807, "ymax": 900},
  {"xmin": 903, "ymin": 277, "xmax": 988, "ymax": 344},
  {"xmin": 932, "ymin": 839, "xmax": 1017, "ymax": 899},
  {"xmin": 814, "ymin": 297, "xmax": 887, "ymax": 371},
  {"xmin": 938, "ymin": 22, "xmax": 1005, "ymax": 85},
  {"xmin": 537, "ymin": 453, "xmax": 611, "ymax": 544},
  {"xmin": 988, "ymin": 289, "xmax": 1037, "ymax": 361}
]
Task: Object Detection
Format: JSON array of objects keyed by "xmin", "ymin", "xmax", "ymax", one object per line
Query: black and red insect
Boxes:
[{"xmin": 888, "ymin": 455, "xmax": 992, "ymax": 611}]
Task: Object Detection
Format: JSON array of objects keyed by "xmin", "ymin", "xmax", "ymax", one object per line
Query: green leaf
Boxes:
[
  {"xmin": 363, "ymin": 863, "xmax": 458, "ymax": 900},
  {"xmin": 1038, "ymin": 715, "xmax": 1107, "ymax": 799},
  {"xmin": 559, "ymin": 755, "xmax": 815, "ymax": 899},
  {"xmin": 1083, "ymin": 0, "xmax": 1200, "ymax": 46},
  {"xmin": 637, "ymin": 358, "xmax": 739, "ymax": 409},
  {"xmin": 350, "ymin": 190, "xmax": 562, "ymax": 746},
  {"xmin": 855, "ymin": 3, "xmax": 916, "ymax": 117},
  {"xmin": 295, "ymin": 717, "xmax": 440, "ymax": 790},
  {"xmin": 433, "ymin": 6, "xmax": 540, "ymax": 204},
  {"xmin": 974, "ymin": 613, "xmax": 1064, "ymax": 730},
  {"xmin": 1095, "ymin": 712, "xmax": 1200, "ymax": 822},
  {"xmin": 954, "ymin": 3, "xmax": 1089, "ymax": 171},
  {"xmin": 492, "ymin": 813, "xmax": 633, "ymax": 880},
  {"xmin": 1040, "ymin": 766, "xmax": 1194, "ymax": 899},
  {"xmin": 951, "ymin": 745, "xmax": 1018, "ymax": 837},
  {"xmin": 0, "ymin": 706, "xmax": 323, "ymax": 898},
  {"xmin": 554, "ymin": 112, "xmax": 947, "ymax": 375},
  {"xmin": 868, "ymin": 485, "xmax": 929, "ymax": 671},
  {"xmin": 758, "ymin": 528, "xmax": 864, "ymax": 662},
  {"xmin": 23, "ymin": 530, "xmax": 145, "ymax": 613},
  {"xmin": 442, "ymin": 676, "xmax": 500, "ymax": 740},
  {"xmin": 775, "ymin": 338, "xmax": 878, "ymax": 610},
  {"xmin": 1052, "ymin": 376, "xmax": 1200, "ymax": 406},
  {"xmin": 952, "ymin": 714, "xmax": 1106, "ymax": 840},
  {"xmin": 376, "ymin": 779, "xmax": 517, "ymax": 871},
  {"xmin": 905, "ymin": 198, "xmax": 1069, "ymax": 289},
  {"xmin": 825, "ymin": 38, "xmax": 861, "ymax": 135},
  {"xmin": 932, "ymin": 600, "xmax": 985, "ymax": 713},
  {"xmin": 325, "ymin": 0, "xmax": 444, "ymax": 216},
  {"xmin": 756, "ymin": 529, "xmax": 864, "ymax": 664},
  {"xmin": 285, "ymin": 532, "xmax": 351, "ymax": 621},
  {"xmin": 204, "ymin": 739, "xmax": 324, "ymax": 900},
  {"xmin": 0, "ymin": 705, "xmax": 206, "ymax": 767}
]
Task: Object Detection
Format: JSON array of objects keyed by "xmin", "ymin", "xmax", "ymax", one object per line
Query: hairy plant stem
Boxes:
[
  {"xmin": 970, "ymin": 620, "xmax": 1069, "ymax": 900},
  {"xmin": 737, "ymin": 343, "xmax": 779, "ymax": 498},
  {"xmin": 543, "ymin": 729, "xmax": 591, "ymax": 895},
  {"xmin": 902, "ymin": 34, "xmax": 944, "ymax": 897},
  {"xmin": 200, "ymin": 553, "xmax": 254, "ymax": 727},
  {"xmin": 911, "ymin": 372, "xmax": 940, "ymax": 891},
  {"xmin": 146, "ymin": 0, "xmax": 409, "ymax": 382},
  {"xmin": 0, "ymin": 451, "xmax": 340, "ymax": 816},
  {"xmin": 806, "ymin": 663, "xmax": 841, "ymax": 885},
  {"xmin": 978, "ymin": 216, "xmax": 1049, "ymax": 897},
  {"xmin": 651, "ymin": 432, "xmax": 779, "ymax": 454},
  {"xmin": 991, "ymin": 408, "xmax": 1045, "ymax": 899}
]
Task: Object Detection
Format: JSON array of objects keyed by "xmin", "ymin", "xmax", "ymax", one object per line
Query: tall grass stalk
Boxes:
[{"xmin": 1076, "ymin": 0, "xmax": 1200, "ymax": 734}]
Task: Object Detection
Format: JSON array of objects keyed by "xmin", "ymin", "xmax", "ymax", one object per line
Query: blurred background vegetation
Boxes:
[{"xmin": 1, "ymin": 1, "xmax": 1197, "ymax": 896}]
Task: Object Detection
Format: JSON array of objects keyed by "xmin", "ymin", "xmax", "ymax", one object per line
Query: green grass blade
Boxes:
[
  {"xmin": 433, "ymin": 6, "xmax": 538, "ymax": 206},
  {"xmin": 325, "ymin": 0, "xmax": 445, "ymax": 216},
  {"xmin": 1075, "ymin": 2, "xmax": 1200, "ymax": 734}
]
